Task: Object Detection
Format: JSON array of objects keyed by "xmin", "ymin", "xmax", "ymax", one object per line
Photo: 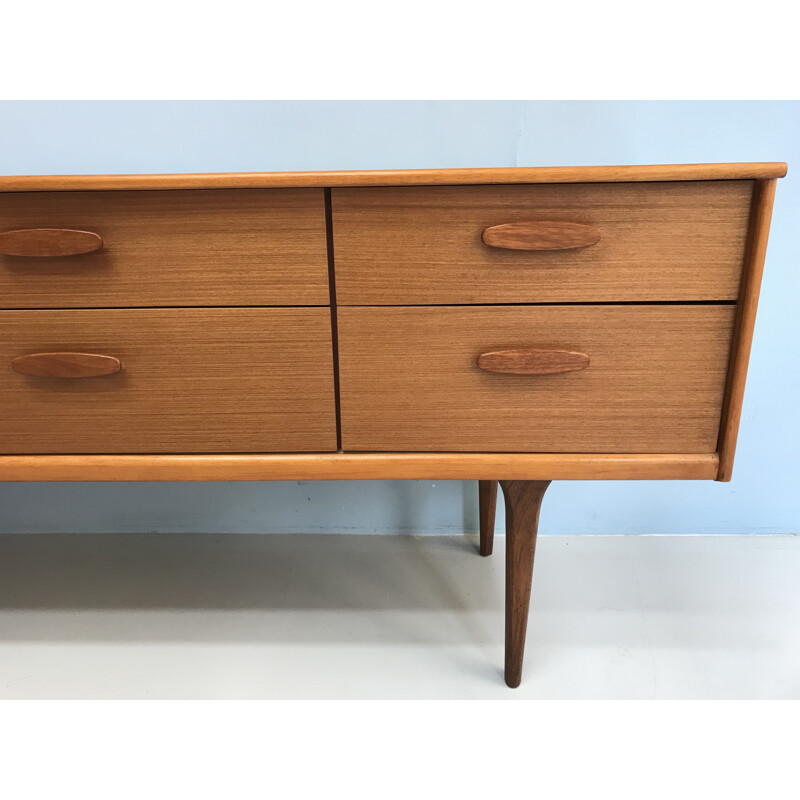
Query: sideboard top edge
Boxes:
[{"xmin": 0, "ymin": 163, "xmax": 787, "ymax": 192}]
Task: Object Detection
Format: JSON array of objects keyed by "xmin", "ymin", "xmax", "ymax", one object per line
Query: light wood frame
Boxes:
[
  {"xmin": 0, "ymin": 163, "xmax": 784, "ymax": 483},
  {"xmin": 0, "ymin": 453, "xmax": 719, "ymax": 482},
  {"xmin": 716, "ymin": 178, "xmax": 779, "ymax": 480},
  {"xmin": 0, "ymin": 162, "xmax": 786, "ymax": 192}
]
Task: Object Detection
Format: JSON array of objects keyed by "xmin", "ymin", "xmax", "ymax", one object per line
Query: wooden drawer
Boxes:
[
  {"xmin": 332, "ymin": 182, "xmax": 753, "ymax": 304},
  {"xmin": 0, "ymin": 189, "xmax": 328, "ymax": 307},
  {"xmin": 0, "ymin": 308, "xmax": 336, "ymax": 454},
  {"xmin": 338, "ymin": 305, "xmax": 736, "ymax": 453}
]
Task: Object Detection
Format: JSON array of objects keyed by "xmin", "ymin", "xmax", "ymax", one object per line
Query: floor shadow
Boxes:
[{"xmin": 0, "ymin": 532, "xmax": 504, "ymax": 646}]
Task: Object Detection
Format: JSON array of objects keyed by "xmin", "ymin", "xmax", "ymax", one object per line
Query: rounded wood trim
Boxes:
[
  {"xmin": 0, "ymin": 453, "xmax": 720, "ymax": 482},
  {"xmin": 716, "ymin": 178, "xmax": 778, "ymax": 481},
  {"xmin": 11, "ymin": 352, "xmax": 121, "ymax": 378},
  {"xmin": 482, "ymin": 221, "xmax": 601, "ymax": 251},
  {"xmin": 0, "ymin": 163, "xmax": 787, "ymax": 192},
  {"xmin": 477, "ymin": 348, "xmax": 590, "ymax": 375},
  {"xmin": 0, "ymin": 228, "xmax": 103, "ymax": 257}
]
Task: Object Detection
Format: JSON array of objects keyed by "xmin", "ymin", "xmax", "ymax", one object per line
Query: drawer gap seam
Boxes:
[{"xmin": 325, "ymin": 188, "xmax": 343, "ymax": 452}]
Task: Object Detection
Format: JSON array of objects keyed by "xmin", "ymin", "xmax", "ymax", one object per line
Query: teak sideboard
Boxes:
[{"xmin": 0, "ymin": 163, "xmax": 786, "ymax": 687}]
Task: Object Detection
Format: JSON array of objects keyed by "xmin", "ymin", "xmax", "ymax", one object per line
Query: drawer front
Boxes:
[
  {"xmin": 0, "ymin": 308, "xmax": 336, "ymax": 454},
  {"xmin": 332, "ymin": 182, "xmax": 753, "ymax": 304},
  {"xmin": 338, "ymin": 305, "xmax": 735, "ymax": 453},
  {"xmin": 0, "ymin": 189, "xmax": 329, "ymax": 307}
]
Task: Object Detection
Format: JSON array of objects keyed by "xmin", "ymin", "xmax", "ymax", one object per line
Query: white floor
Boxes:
[{"xmin": 0, "ymin": 532, "xmax": 797, "ymax": 699}]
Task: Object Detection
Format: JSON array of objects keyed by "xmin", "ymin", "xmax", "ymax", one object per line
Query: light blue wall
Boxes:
[{"xmin": 0, "ymin": 101, "xmax": 797, "ymax": 535}]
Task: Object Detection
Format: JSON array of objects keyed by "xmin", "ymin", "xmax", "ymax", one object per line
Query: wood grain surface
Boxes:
[
  {"xmin": 0, "ymin": 308, "xmax": 336, "ymax": 454},
  {"xmin": 0, "ymin": 453, "xmax": 720, "ymax": 482},
  {"xmin": 479, "ymin": 479, "xmax": 498, "ymax": 556},
  {"xmin": 0, "ymin": 164, "xmax": 784, "ymax": 488},
  {"xmin": 0, "ymin": 163, "xmax": 786, "ymax": 192},
  {"xmin": 477, "ymin": 348, "xmax": 590, "ymax": 375},
  {"xmin": 482, "ymin": 220, "xmax": 601, "ymax": 251},
  {"xmin": 0, "ymin": 189, "xmax": 328, "ymax": 307},
  {"xmin": 717, "ymin": 178, "xmax": 778, "ymax": 481},
  {"xmin": 0, "ymin": 228, "xmax": 103, "ymax": 257},
  {"xmin": 332, "ymin": 182, "xmax": 753, "ymax": 303},
  {"xmin": 338, "ymin": 305, "xmax": 736, "ymax": 453},
  {"xmin": 11, "ymin": 352, "xmax": 121, "ymax": 378},
  {"xmin": 501, "ymin": 480, "xmax": 550, "ymax": 687}
]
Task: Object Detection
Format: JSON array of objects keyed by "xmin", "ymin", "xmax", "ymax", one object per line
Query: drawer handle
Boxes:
[
  {"xmin": 0, "ymin": 228, "xmax": 103, "ymax": 257},
  {"xmin": 12, "ymin": 352, "xmax": 121, "ymax": 378},
  {"xmin": 481, "ymin": 221, "xmax": 601, "ymax": 251},
  {"xmin": 477, "ymin": 348, "xmax": 590, "ymax": 375}
]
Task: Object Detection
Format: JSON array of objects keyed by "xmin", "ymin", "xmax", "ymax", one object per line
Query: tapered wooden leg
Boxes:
[
  {"xmin": 499, "ymin": 479, "xmax": 551, "ymax": 688},
  {"xmin": 478, "ymin": 480, "xmax": 498, "ymax": 556}
]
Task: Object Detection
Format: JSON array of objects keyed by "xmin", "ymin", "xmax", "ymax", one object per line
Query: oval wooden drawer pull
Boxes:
[
  {"xmin": 477, "ymin": 348, "xmax": 590, "ymax": 375},
  {"xmin": 481, "ymin": 221, "xmax": 601, "ymax": 251},
  {"xmin": 0, "ymin": 228, "xmax": 103, "ymax": 257},
  {"xmin": 12, "ymin": 352, "xmax": 121, "ymax": 378}
]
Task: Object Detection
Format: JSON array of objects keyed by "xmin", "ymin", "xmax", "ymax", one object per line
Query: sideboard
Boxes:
[{"xmin": 0, "ymin": 163, "xmax": 785, "ymax": 686}]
